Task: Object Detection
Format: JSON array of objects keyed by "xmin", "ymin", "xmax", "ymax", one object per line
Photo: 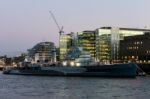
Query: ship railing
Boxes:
[{"xmin": 3, "ymin": 66, "xmax": 15, "ymax": 71}]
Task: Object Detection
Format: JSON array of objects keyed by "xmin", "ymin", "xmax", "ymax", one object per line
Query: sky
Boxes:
[{"xmin": 0, "ymin": 0, "xmax": 150, "ymax": 56}]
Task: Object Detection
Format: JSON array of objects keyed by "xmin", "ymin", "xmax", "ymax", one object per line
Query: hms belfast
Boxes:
[
  {"xmin": 3, "ymin": 47, "xmax": 137, "ymax": 78},
  {"xmin": 3, "ymin": 63, "xmax": 137, "ymax": 77}
]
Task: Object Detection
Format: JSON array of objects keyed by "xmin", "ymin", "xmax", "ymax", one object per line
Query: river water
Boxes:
[{"xmin": 0, "ymin": 72, "xmax": 150, "ymax": 99}]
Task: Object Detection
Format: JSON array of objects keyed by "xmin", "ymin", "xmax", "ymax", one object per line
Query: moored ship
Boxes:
[
  {"xmin": 3, "ymin": 48, "xmax": 138, "ymax": 78},
  {"xmin": 3, "ymin": 63, "xmax": 137, "ymax": 78}
]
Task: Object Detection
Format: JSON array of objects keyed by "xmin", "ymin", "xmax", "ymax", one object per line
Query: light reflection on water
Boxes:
[{"xmin": 0, "ymin": 72, "xmax": 150, "ymax": 99}]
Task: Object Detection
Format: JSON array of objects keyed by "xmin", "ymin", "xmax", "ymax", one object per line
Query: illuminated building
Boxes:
[
  {"xmin": 28, "ymin": 42, "xmax": 56, "ymax": 63},
  {"xmin": 77, "ymin": 31, "xmax": 96, "ymax": 59},
  {"xmin": 59, "ymin": 33, "xmax": 74, "ymax": 61},
  {"xmin": 120, "ymin": 32, "xmax": 150, "ymax": 63},
  {"xmin": 96, "ymin": 27, "xmax": 150, "ymax": 63},
  {"xmin": 0, "ymin": 56, "xmax": 5, "ymax": 68}
]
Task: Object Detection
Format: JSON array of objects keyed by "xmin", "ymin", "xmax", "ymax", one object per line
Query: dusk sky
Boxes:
[{"xmin": 0, "ymin": 0, "xmax": 150, "ymax": 56}]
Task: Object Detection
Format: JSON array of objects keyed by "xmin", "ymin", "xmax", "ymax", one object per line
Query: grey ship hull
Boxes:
[{"xmin": 3, "ymin": 63, "xmax": 137, "ymax": 77}]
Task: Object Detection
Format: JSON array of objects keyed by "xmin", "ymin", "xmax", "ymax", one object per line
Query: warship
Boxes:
[{"xmin": 3, "ymin": 50, "xmax": 137, "ymax": 78}]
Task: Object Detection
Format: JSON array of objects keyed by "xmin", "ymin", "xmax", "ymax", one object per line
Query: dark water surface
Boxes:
[{"xmin": 0, "ymin": 72, "xmax": 150, "ymax": 99}]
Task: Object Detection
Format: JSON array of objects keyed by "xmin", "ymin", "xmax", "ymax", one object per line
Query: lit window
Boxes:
[
  {"xmin": 125, "ymin": 56, "xmax": 127, "ymax": 59},
  {"xmin": 132, "ymin": 56, "xmax": 135, "ymax": 59},
  {"xmin": 134, "ymin": 42, "xmax": 136, "ymax": 45}
]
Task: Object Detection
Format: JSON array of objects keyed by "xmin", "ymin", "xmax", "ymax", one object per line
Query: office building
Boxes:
[
  {"xmin": 77, "ymin": 31, "xmax": 96, "ymax": 59},
  {"xmin": 120, "ymin": 32, "xmax": 150, "ymax": 63},
  {"xmin": 96, "ymin": 27, "xmax": 150, "ymax": 63},
  {"xmin": 28, "ymin": 42, "xmax": 56, "ymax": 63},
  {"xmin": 59, "ymin": 33, "xmax": 74, "ymax": 61}
]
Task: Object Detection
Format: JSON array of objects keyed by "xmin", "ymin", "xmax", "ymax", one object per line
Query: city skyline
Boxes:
[{"xmin": 0, "ymin": 0, "xmax": 150, "ymax": 56}]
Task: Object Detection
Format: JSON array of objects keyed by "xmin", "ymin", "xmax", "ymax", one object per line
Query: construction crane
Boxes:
[{"xmin": 49, "ymin": 11, "xmax": 64, "ymax": 35}]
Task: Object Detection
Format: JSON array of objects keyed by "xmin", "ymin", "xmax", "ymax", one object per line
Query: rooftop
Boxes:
[{"xmin": 100, "ymin": 27, "xmax": 150, "ymax": 31}]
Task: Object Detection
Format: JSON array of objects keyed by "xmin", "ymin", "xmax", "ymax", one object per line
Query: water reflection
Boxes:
[{"xmin": 0, "ymin": 73, "xmax": 150, "ymax": 99}]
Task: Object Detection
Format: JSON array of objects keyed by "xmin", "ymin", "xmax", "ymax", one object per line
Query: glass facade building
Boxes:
[
  {"xmin": 59, "ymin": 33, "xmax": 73, "ymax": 61},
  {"xmin": 95, "ymin": 28, "xmax": 111, "ymax": 62},
  {"xmin": 77, "ymin": 31, "xmax": 96, "ymax": 59},
  {"xmin": 28, "ymin": 42, "xmax": 56, "ymax": 63},
  {"xmin": 96, "ymin": 27, "xmax": 150, "ymax": 63}
]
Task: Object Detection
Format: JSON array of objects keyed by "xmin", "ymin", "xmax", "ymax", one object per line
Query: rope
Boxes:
[{"xmin": 135, "ymin": 64, "xmax": 146, "ymax": 76}]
